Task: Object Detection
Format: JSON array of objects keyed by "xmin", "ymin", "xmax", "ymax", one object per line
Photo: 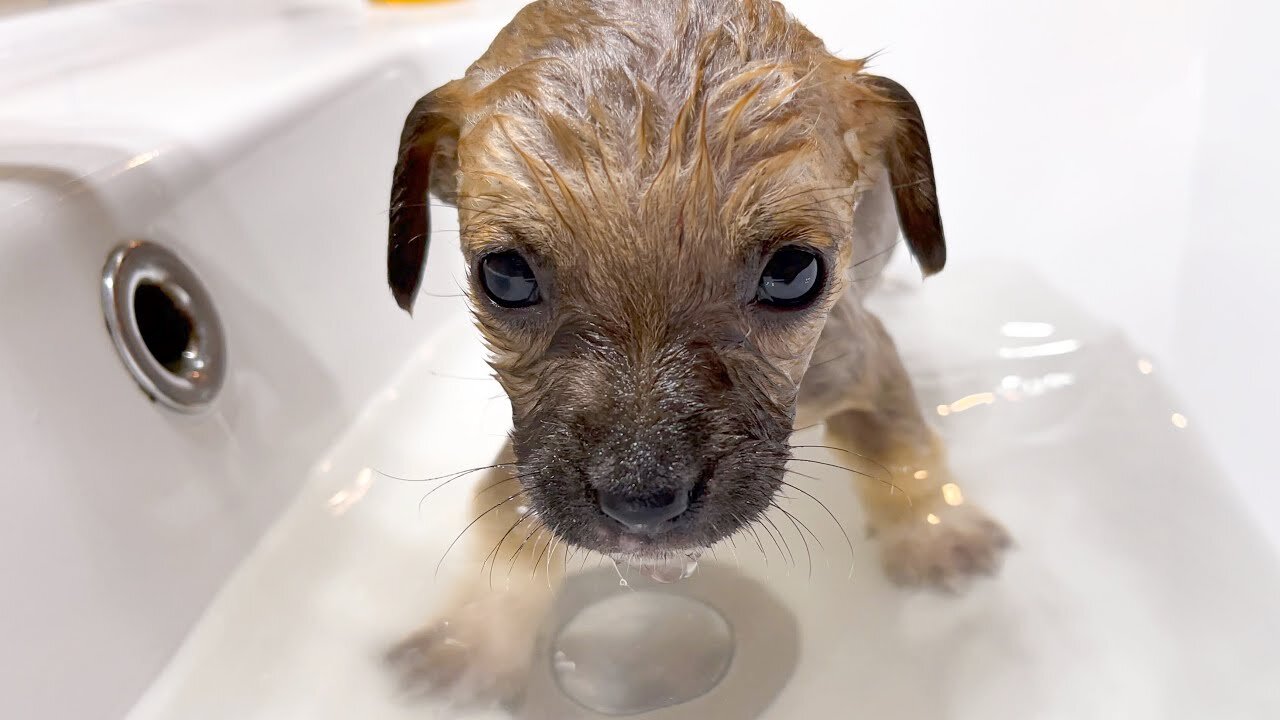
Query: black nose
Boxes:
[{"xmin": 599, "ymin": 487, "xmax": 690, "ymax": 532}]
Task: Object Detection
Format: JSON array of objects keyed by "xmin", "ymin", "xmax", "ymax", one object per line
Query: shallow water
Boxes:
[{"xmin": 127, "ymin": 259, "xmax": 1280, "ymax": 720}]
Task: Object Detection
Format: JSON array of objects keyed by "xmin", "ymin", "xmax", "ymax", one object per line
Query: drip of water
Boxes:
[
  {"xmin": 552, "ymin": 650, "xmax": 576, "ymax": 674},
  {"xmin": 609, "ymin": 556, "xmax": 629, "ymax": 588},
  {"xmin": 609, "ymin": 550, "xmax": 703, "ymax": 585}
]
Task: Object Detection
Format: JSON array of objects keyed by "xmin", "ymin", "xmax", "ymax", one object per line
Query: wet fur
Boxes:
[{"xmin": 384, "ymin": 0, "xmax": 1010, "ymax": 705}]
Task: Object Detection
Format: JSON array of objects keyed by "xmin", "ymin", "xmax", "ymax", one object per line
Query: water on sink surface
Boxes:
[{"xmin": 126, "ymin": 261, "xmax": 1280, "ymax": 720}]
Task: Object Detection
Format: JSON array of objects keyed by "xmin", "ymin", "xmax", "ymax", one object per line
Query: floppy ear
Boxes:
[
  {"xmin": 387, "ymin": 83, "xmax": 463, "ymax": 314},
  {"xmin": 862, "ymin": 75, "xmax": 946, "ymax": 275}
]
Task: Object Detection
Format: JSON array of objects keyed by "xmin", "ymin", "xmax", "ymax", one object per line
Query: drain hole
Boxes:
[
  {"xmin": 553, "ymin": 592, "xmax": 733, "ymax": 714},
  {"xmin": 133, "ymin": 282, "xmax": 195, "ymax": 374}
]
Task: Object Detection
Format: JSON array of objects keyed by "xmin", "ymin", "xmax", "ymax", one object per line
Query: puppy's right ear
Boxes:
[{"xmin": 388, "ymin": 82, "xmax": 463, "ymax": 314}]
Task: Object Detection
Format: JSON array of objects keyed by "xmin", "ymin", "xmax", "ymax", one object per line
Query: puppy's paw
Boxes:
[
  {"xmin": 385, "ymin": 593, "xmax": 542, "ymax": 708},
  {"xmin": 876, "ymin": 502, "xmax": 1012, "ymax": 593}
]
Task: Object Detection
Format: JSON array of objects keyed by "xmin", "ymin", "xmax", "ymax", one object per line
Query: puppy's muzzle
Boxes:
[{"xmin": 599, "ymin": 486, "xmax": 691, "ymax": 534}]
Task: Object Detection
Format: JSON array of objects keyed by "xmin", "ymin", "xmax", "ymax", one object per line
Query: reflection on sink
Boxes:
[{"xmin": 123, "ymin": 263, "xmax": 1280, "ymax": 720}]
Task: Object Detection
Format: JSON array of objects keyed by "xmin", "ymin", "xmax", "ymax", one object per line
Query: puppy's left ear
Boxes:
[
  {"xmin": 388, "ymin": 82, "xmax": 464, "ymax": 314},
  {"xmin": 860, "ymin": 75, "xmax": 946, "ymax": 275}
]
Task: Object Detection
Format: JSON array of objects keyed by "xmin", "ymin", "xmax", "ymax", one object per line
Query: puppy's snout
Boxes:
[{"xmin": 599, "ymin": 486, "xmax": 690, "ymax": 533}]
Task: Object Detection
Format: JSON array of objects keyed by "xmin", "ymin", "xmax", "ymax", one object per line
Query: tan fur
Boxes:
[{"xmin": 384, "ymin": 0, "xmax": 1009, "ymax": 704}]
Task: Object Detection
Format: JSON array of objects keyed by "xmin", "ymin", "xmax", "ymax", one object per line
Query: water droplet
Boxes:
[
  {"xmin": 643, "ymin": 550, "xmax": 703, "ymax": 584},
  {"xmin": 553, "ymin": 650, "xmax": 577, "ymax": 673},
  {"xmin": 609, "ymin": 555, "xmax": 630, "ymax": 588},
  {"xmin": 610, "ymin": 550, "xmax": 703, "ymax": 585}
]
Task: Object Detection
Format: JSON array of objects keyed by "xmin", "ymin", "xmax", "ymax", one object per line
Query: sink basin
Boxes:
[{"xmin": 3, "ymin": 1, "xmax": 1278, "ymax": 719}]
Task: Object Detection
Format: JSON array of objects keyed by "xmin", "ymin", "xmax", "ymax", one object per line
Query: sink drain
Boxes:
[
  {"xmin": 101, "ymin": 241, "xmax": 226, "ymax": 412},
  {"xmin": 523, "ymin": 564, "xmax": 797, "ymax": 719},
  {"xmin": 552, "ymin": 592, "xmax": 734, "ymax": 715}
]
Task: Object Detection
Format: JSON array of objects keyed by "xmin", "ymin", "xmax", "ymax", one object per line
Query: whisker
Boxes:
[
  {"xmin": 848, "ymin": 239, "xmax": 906, "ymax": 284},
  {"xmin": 772, "ymin": 189, "xmax": 859, "ymax": 217},
  {"xmin": 807, "ymin": 351, "xmax": 850, "ymax": 369},
  {"xmin": 786, "ymin": 468, "xmax": 820, "ymax": 482},
  {"xmin": 760, "ymin": 514, "xmax": 795, "ymax": 571},
  {"xmin": 544, "ymin": 533, "xmax": 562, "ymax": 588},
  {"xmin": 435, "ymin": 490, "xmax": 524, "ymax": 579},
  {"xmin": 485, "ymin": 508, "xmax": 536, "ymax": 590},
  {"xmin": 788, "ymin": 456, "xmax": 874, "ymax": 480},
  {"xmin": 852, "ymin": 238, "xmax": 904, "ymax": 268},
  {"xmin": 427, "ymin": 370, "xmax": 495, "ymax": 382},
  {"xmin": 776, "ymin": 502, "xmax": 826, "ymax": 556},
  {"xmin": 790, "ymin": 444, "xmax": 895, "ymax": 484},
  {"xmin": 374, "ymin": 462, "xmax": 516, "ymax": 484},
  {"xmin": 782, "ymin": 477, "xmax": 855, "ymax": 579},
  {"xmin": 788, "ymin": 456, "xmax": 906, "ymax": 496},
  {"xmin": 532, "ymin": 528, "xmax": 556, "ymax": 581},
  {"xmin": 760, "ymin": 184, "xmax": 861, "ymax": 213},
  {"xmin": 771, "ymin": 501, "xmax": 814, "ymax": 579},
  {"xmin": 417, "ymin": 472, "xmax": 526, "ymax": 518},
  {"xmin": 508, "ymin": 519, "xmax": 546, "ymax": 580},
  {"xmin": 745, "ymin": 523, "xmax": 770, "ymax": 567},
  {"xmin": 726, "ymin": 534, "xmax": 742, "ymax": 570}
]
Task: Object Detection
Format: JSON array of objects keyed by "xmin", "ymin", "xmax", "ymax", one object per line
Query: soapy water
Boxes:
[{"xmin": 125, "ymin": 261, "xmax": 1280, "ymax": 720}]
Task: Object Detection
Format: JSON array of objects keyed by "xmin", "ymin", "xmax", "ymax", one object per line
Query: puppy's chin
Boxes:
[{"xmin": 592, "ymin": 524, "xmax": 706, "ymax": 558}]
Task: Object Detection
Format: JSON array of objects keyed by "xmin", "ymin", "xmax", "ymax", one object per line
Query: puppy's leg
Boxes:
[
  {"xmin": 797, "ymin": 302, "xmax": 1011, "ymax": 592},
  {"xmin": 386, "ymin": 442, "xmax": 564, "ymax": 706}
]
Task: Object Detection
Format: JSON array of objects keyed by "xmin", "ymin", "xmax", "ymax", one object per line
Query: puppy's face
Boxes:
[
  {"xmin": 457, "ymin": 153, "xmax": 848, "ymax": 556},
  {"xmin": 386, "ymin": 2, "xmax": 943, "ymax": 557}
]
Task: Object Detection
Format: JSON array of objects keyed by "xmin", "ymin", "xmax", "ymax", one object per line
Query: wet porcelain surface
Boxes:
[
  {"xmin": 2, "ymin": 0, "xmax": 1277, "ymax": 718},
  {"xmin": 125, "ymin": 262, "xmax": 1280, "ymax": 720}
]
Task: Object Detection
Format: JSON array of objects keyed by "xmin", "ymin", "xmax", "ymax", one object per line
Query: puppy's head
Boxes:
[{"xmin": 386, "ymin": 0, "xmax": 943, "ymax": 557}]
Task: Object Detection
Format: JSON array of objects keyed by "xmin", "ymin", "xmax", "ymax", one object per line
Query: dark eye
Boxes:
[
  {"xmin": 480, "ymin": 251, "xmax": 540, "ymax": 308},
  {"xmin": 756, "ymin": 247, "xmax": 823, "ymax": 308}
]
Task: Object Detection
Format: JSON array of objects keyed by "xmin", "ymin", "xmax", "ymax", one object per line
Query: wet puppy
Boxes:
[{"xmin": 385, "ymin": 0, "xmax": 1010, "ymax": 704}]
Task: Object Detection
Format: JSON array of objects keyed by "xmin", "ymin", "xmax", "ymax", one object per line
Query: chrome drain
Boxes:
[
  {"xmin": 522, "ymin": 563, "xmax": 797, "ymax": 719},
  {"xmin": 101, "ymin": 241, "xmax": 226, "ymax": 412},
  {"xmin": 552, "ymin": 592, "xmax": 734, "ymax": 715}
]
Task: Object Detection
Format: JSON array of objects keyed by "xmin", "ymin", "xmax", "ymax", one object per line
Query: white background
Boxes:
[{"xmin": 775, "ymin": 0, "xmax": 1280, "ymax": 547}]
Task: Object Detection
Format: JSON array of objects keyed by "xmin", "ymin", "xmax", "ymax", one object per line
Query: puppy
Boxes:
[{"xmin": 384, "ymin": 0, "xmax": 1011, "ymax": 704}]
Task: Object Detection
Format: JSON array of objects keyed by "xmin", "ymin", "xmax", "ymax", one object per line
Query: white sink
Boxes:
[
  {"xmin": 0, "ymin": 1, "xmax": 522, "ymax": 716},
  {"xmin": 2, "ymin": 1, "xmax": 1278, "ymax": 719}
]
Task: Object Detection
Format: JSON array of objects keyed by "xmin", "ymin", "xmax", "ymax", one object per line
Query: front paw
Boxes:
[
  {"xmin": 385, "ymin": 592, "xmax": 542, "ymax": 708},
  {"xmin": 876, "ymin": 501, "xmax": 1012, "ymax": 592}
]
